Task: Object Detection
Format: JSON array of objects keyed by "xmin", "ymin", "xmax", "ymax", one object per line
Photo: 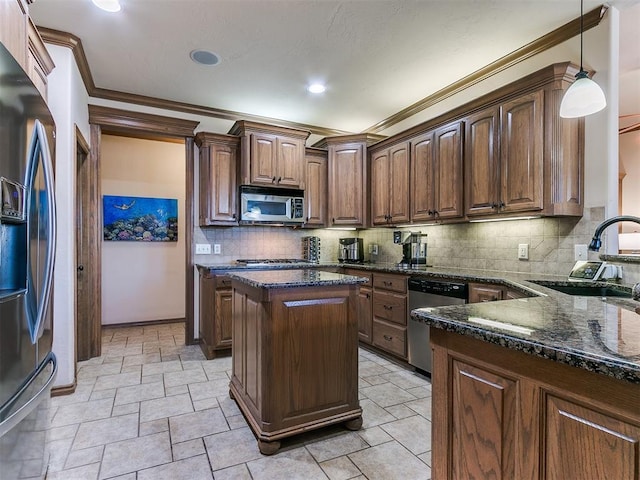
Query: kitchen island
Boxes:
[
  {"xmin": 412, "ymin": 290, "xmax": 640, "ymax": 479},
  {"xmin": 227, "ymin": 269, "xmax": 368, "ymax": 454}
]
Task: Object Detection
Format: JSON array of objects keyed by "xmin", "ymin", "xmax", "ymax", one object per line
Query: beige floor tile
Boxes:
[
  {"xmin": 51, "ymin": 398, "xmax": 114, "ymax": 427},
  {"xmin": 112, "ymin": 402, "xmax": 140, "ymax": 417},
  {"xmin": 139, "ymin": 393, "xmax": 193, "ymax": 423},
  {"xmin": 320, "ymin": 455, "xmax": 362, "ymax": 480},
  {"xmin": 204, "ymin": 426, "xmax": 262, "ymax": 471},
  {"xmin": 359, "ymin": 382, "xmax": 417, "ymax": 407},
  {"xmin": 169, "ymin": 407, "xmax": 229, "ymax": 444},
  {"xmin": 358, "ymin": 360, "xmax": 393, "ymax": 378},
  {"xmin": 247, "ymin": 447, "xmax": 328, "ymax": 480},
  {"xmin": 380, "ymin": 416, "xmax": 431, "ymax": 455},
  {"xmin": 359, "ymin": 399, "xmax": 397, "ymax": 429},
  {"xmin": 212, "ymin": 463, "xmax": 253, "ymax": 480},
  {"xmin": 188, "ymin": 378, "xmax": 230, "ymax": 401},
  {"xmin": 137, "ymin": 454, "xmax": 213, "ymax": 480},
  {"xmin": 114, "ymin": 381, "xmax": 165, "ymax": 406},
  {"xmin": 76, "ymin": 363, "xmax": 122, "ymax": 382},
  {"xmin": 139, "ymin": 417, "xmax": 169, "ymax": 436},
  {"xmin": 380, "ymin": 370, "xmax": 431, "ymax": 389},
  {"xmin": 418, "ymin": 450, "xmax": 432, "ymax": 467},
  {"xmin": 165, "ymin": 384, "xmax": 189, "ymax": 396},
  {"xmin": 405, "ymin": 384, "xmax": 432, "ymax": 399},
  {"xmin": 385, "ymin": 404, "xmax": 417, "ymax": 419},
  {"xmin": 93, "ymin": 371, "xmax": 141, "ymax": 392},
  {"xmin": 99, "ymin": 431, "xmax": 172, "ymax": 479},
  {"xmin": 357, "ymin": 426, "xmax": 393, "ymax": 446},
  {"xmin": 172, "ymin": 438, "xmax": 206, "ymax": 461},
  {"xmin": 405, "ymin": 396, "xmax": 432, "ymax": 420},
  {"xmin": 72, "ymin": 413, "xmax": 138, "ymax": 450},
  {"xmin": 64, "ymin": 445, "xmax": 104, "ymax": 470},
  {"xmin": 47, "ymin": 437, "xmax": 73, "ymax": 473},
  {"xmin": 47, "ymin": 462, "xmax": 101, "ymax": 480},
  {"xmin": 306, "ymin": 432, "xmax": 368, "ymax": 463},
  {"xmin": 141, "ymin": 360, "xmax": 183, "ymax": 376},
  {"xmin": 348, "ymin": 441, "xmax": 430, "ymax": 480}
]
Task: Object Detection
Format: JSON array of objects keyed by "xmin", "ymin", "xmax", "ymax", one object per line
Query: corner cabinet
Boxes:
[
  {"xmin": 370, "ymin": 142, "xmax": 410, "ymax": 226},
  {"xmin": 195, "ymin": 132, "xmax": 239, "ymax": 226},
  {"xmin": 229, "ymin": 120, "xmax": 309, "ymax": 189},
  {"xmin": 464, "ymin": 63, "xmax": 584, "ymax": 219},
  {"xmin": 430, "ymin": 329, "xmax": 640, "ymax": 480},
  {"xmin": 411, "ymin": 121, "xmax": 464, "ymax": 222},
  {"xmin": 303, "ymin": 147, "xmax": 328, "ymax": 228}
]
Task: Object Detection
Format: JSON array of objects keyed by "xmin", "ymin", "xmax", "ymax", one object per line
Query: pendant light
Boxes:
[{"xmin": 559, "ymin": 0, "xmax": 606, "ymax": 118}]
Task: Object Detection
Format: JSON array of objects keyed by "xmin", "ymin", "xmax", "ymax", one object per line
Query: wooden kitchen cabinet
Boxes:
[
  {"xmin": 410, "ymin": 121, "xmax": 464, "ymax": 222},
  {"xmin": 371, "ymin": 273, "xmax": 408, "ymax": 359},
  {"xmin": 0, "ymin": 0, "xmax": 27, "ymax": 71},
  {"xmin": 370, "ymin": 142, "xmax": 410, "ymax": 225},
  {"xmin": 198, "ymin": 270, "xmax": 233, "ymax": 359},
  {"xmin": 229, "ymin": 120, "xmax": 309, "ymax": 189},
  {"xmin": 196, "ymin": 132, "xmax": 239, "ymax": 226},
  {"xmin": 303, "ymin": 147, "xmax": 327, "ymax": 227},
  {"xmin": 468, "ymin": 282, "xmax": 526, "ymax": 303},
  {"xmin": 344, "ymin": 268, "xmax": 373, "ymax": 344},
  {"xmin": 431, "ymin": 329, "xmax": 640, "ymax": 480},
  {"xmin": 325, "ymin": 135, "xmax": 369, "ymax": 227}
]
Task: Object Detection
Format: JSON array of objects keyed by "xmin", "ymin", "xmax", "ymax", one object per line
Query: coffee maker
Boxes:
[
  {"xmin": 394, "ymin": 231, "xmax": 427, "ymax": 266},
  {"xmin": 338, "ymin": 237, "xmax": 364, "ymax": 263}
]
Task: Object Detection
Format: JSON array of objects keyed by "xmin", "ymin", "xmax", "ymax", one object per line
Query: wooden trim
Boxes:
[
  {"xmin": 51, "ymin": 381, "xmax": 77, "ymax": 397},
  {"xmin": 619, "ymin": 122, "xmax": 640, "ymax": 135},
  {"xmin": 313, "ymin": 133, "xmax": 387, "ymax": 148},
  {"xmin": 194, "ymin": 131, "xmax": 240, "ymax": 148},
  {"xmin": 88, "ymin": 105, "xmax": 199, "ymax": 138},
  {"xmin": 27, "ymin": 19, "xmax": 55, "ymax": 75},
  {"xmin": 37, "ymin": 27, "xmax": 96, "ymax": 92},
  {"xmin": 89, "ymin": 124, "xmax": 102, "ymax": 358},
  {"xmin": 185, "ymin": 137, "xmax": 196, "ymax": 345},
  {"xmin": 363, "ymin": 5, "xmax": 608, "ymax": 134},
  {"xmin": 228, "ymin": 120, "xmax": 310, "ymax": 139},
  {"xmin": 102, "ymin": 318, "xmax": 186, "ymax": 329}
]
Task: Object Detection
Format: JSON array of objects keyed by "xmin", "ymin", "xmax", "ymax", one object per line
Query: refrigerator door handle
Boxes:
[
  {"xmin": 26, "ymin": 120, "xmax": 56, "ymax": 343},
  {"xmin": 0, "ymin": 353, "xmax": 57, "ymax": 438}
]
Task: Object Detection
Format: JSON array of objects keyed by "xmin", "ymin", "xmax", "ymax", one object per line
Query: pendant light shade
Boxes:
[
  {"xmin": 560, "ymin": 70, "xmax": 607, "ymax": 118},
  {"xmin": 559, "ymin": 0, "xmax": 606, "ymax": 119}
]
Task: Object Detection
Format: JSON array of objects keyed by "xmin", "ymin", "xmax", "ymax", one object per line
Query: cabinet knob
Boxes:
[
  {"xmin": 383, "ymin": 305, "xmax": 392, "ymax": 310},
  {"xmin": 498, "ymin": 201, "xmax": 505, "ymax": 209},
  {"xmin": 383, "ymin": 334, "xmax": 393, "ymax": 341},
  {"xmin": 78, "ymin": 265, "xmax": 84, "ymax": 271},
  {"xmin": 232, "ymin": 213, "xmax": 237, "ymax": 220}
]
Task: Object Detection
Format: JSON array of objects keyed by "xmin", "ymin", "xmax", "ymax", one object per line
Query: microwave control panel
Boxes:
[{"xmin": 292, "ymin": 198, "xmax": 304, "ymax": 219}]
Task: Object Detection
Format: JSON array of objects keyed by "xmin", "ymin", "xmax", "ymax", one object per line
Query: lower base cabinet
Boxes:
[
  {"xmin": 230, "ymin": 281, "xmax": 362, "ymax": 454},
  {"xmin": 198, "ymin": 271, "xmax": 232, "ymax": 359},
  {"xmin": 371, "ymin": 273, "xmax": 408, "ymax": 359},
  {"xmin": 431, "ymin": 328, "xmax": 640, "ymax": 479}
]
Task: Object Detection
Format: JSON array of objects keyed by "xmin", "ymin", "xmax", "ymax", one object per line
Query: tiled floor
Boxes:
[{"xmin": 46, "ymin": 323, "xmax": 432, "ymax": 479}]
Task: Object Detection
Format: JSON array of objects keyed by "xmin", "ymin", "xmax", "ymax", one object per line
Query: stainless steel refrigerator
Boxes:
[{"xmin": 0, "ymin": 42, "xmax": 57, "ymax": 479}]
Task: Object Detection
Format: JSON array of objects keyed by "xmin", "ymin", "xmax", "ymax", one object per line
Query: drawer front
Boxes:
[
  {"xmin": 372, "ymin": 320, "xmax": 406, "ymax": 358},
  {"xmin": 373, "ymin": 291, "xmax": 406, "ymax": 325},
  {"xmin": 344, "ymin": 268, "xmax": 372, "ymax": 287},
  {"xmin": 373, "ymin": 273, "xmax": 407, "ymax": 293}
]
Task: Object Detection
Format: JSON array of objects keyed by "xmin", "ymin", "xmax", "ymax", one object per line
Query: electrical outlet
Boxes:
[
  {"xmin": 372, "ymin": 244, "xmax": 379, "ymax": 255},
  {"xmin": 195, "ymin": 243, "xmax": 211, "ymax": 255},
  {"xmin": 574, "ymin": 244, "xmax": 588, "ymax": 261},
  {"xmin": 518, "ymin": 243, "xmax": 529, "ymax": 260},
  {"xmin": 213, "ymin": 244, "xmax": 221, "ymax": 254}
]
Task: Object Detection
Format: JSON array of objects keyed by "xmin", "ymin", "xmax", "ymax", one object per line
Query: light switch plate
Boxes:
[
  {"xmin": 518, "ymin": 243, "xmax": 529, "ymax": 260},
  {"xmin": 195, "ymin": 244, "xmax": 211, "ymax": 255},
  {"xmin": 214, "ymin": 244, "xmax": 221, "ymax": 254},
  {"xmin": 574, "ymin": 244, "xmax": 588, "ymax": 261}
]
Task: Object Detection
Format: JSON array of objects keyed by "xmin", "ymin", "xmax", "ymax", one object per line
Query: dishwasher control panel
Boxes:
[{"xmin": 408, "ymin": 278, "xmax": 467, "ymax": 299}]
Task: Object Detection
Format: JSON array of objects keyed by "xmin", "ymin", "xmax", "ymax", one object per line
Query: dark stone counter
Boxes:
[{"xmin": 226, "ymin": 269, "xmax": 369, "ymax": 289}]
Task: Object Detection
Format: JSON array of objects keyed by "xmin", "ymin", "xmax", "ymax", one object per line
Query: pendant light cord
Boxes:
[{"xmin": 580, "ymin": 0, "xmax": 584, "ymax": 70}]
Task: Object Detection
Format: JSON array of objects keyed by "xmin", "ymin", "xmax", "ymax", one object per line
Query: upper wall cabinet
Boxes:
[
  {"xmin": 463, "ymin": 63, "xmax": 584, "ymax": 219},
  {"xmin": 0, "ymin": 0, "xmax": 27, "ymax": 69},
  {"xmin": 229, "ymin": 121, "xmax": 310, "ymax": 189},
  {"xmin": 304, "ymin": 147, "xmax": 328, "ymax": 228},
  {"xmin": 195, "ymin": 132, "xmax": 240, "ymax": 226},
  {"xmin": 370, "ymin": 142, "xmax": 410, "ymax": 226},
  {"xmin": 410, "ymin": 121, "xmax": 464, "ymax": 222}
]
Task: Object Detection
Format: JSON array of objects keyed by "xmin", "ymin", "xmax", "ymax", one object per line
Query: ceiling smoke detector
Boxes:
[{"xmin": 190, "ymin": 50, "xmax": 220, "ymax": 66}]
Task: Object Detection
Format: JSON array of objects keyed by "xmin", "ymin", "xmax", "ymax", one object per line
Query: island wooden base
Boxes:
[
  {"xmin": 430, "ymin": 328, "xmax": 640, "ymax": 480},
  {"xmin": 230, "ymin": 281, "xmax": 362, "ymax": 455}
]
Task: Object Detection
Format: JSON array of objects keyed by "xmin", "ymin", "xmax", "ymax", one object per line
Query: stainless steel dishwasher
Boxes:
[{"xmin": 407, "ymin": 278, "xmax": 467, "ymax": 374}]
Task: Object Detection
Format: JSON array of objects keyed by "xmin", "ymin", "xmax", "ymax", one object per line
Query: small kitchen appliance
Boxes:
[
  {"xmin": 338, "ymin": 238, "xmax": 364, "ymax": 263},
  {"xmin": 394, "ymin": 231, "xmax": 427, "ymax": 266},
  {"xmin": 239, "ymin": 185, "xmax": 305, "ymax": 225}
]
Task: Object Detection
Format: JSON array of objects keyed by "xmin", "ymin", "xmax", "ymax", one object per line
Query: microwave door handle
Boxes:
[{"xmin": 287, "ymin": 198, "xmax": 293, "ymax": 219}]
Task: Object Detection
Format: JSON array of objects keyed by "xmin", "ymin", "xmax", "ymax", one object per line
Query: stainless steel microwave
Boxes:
[{"xmin": 239, "ymin": 186, "xmax": 305, "ymax": 225}]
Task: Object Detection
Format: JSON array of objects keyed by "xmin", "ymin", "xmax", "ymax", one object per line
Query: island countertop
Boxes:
[{"xmin": 226, "ymin": 269, "xmax": 369, "ymax": 289}]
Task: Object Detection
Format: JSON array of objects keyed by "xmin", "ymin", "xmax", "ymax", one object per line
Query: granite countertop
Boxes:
[
  {"xmin": 197, "ymin": 261, "xmax": 640, "ymax": 383},
  {"xmin": 227, "ymin": 269, "xmax": 369, "ymax": 289}
]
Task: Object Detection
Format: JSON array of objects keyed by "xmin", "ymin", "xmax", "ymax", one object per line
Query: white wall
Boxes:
[
  {"xmin": 101, "ymin": 135, "xmax": 186, "ymax": 325},
  {"xmin": 45, "ymin": 44, "xmax": 90, "ymax": 388}
]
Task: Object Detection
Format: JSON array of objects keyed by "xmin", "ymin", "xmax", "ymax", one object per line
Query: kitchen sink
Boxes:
[{"xmin": 529, "ymin": 280, "xmax": 633, "ymax": 298}]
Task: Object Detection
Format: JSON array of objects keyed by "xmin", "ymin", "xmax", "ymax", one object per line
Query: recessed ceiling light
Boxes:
[
  {"xmin": 190, "ymin": 50, "xmax": 220, "ymax": 66},
  {"xmin": 91, "ymin": 0, "xmax": 121, "ymax": 12},
  {"xmin": 307, "ymin": 83, "xmax": 326, "ymax": 94}
]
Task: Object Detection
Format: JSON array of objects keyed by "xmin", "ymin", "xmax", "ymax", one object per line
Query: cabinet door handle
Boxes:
[
  {"xmin": 498, "ymin": 201, "xmax": 505, "ymax": 209},
  {"xmin": 383, "ymin": 281, "xmax": 392, "ymax": 286},
  {"xmin": 383, "ymin": 305, "xmax": 392, "ymax": 310},
  {"xmin": 272, "ymin": 176, "xmax": 276, "ymax": 183},
  {"xmin": 277, "ymin": 176, "xmax": 282, "ymax": 183},
  {"xmin": 427, "ymin": 210, "xmax": 433, "ymax": 216},
  {"xmin": 232, "ymin": 213, "xmax": 237, "ymax": 220},
  {"xmin": 383, "ymin": 334, "xmax": 393, "ymax": 341},
  {"xmin": 365, "ymin": 293, "xmax": 370, "ymax": 299}
]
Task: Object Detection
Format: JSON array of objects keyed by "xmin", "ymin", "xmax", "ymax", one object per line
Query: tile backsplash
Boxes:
[{"xmin": 194, "ymin": 207, "xmax": 640, "ymax": 283}]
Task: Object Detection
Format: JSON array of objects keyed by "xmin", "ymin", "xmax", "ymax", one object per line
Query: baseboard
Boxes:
[
  {"xmin": 51, "ymin": 381, "xmax": 77, "ymax": 397},
  {"xmin": 102, "ymin": 317, "xmax": 185, "ymax": 329}
]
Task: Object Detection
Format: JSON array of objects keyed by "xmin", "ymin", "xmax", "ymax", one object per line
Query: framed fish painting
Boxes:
[{"xmin": 103, "ymin": 195, "xmax": 178, "ymax": 242}]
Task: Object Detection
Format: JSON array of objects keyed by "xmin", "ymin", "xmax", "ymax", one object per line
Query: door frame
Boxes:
[{"xmin": 83, "ymin": 106, "xmax": 199, "ymax": 356}]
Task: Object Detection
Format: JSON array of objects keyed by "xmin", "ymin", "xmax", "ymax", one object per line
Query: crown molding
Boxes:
[
  {"xmin": 362, "ymin": 5, "xmax": 607, "ymax": 134},
  {"xmin": 38, "ymin": 5, "xmax": 607, "ymax": 138},
  {"xmin": 88, "ymin": 105, "xmax": 200, "ymax": 138}
]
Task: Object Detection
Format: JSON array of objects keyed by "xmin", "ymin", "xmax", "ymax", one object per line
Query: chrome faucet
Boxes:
[{"xmin": 588, "ymin": 215, "xmax": 640, "ymax": 251}]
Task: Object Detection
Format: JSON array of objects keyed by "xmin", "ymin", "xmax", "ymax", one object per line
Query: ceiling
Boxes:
[{"xmin": 29, "ymin": 0, "xmax": 640, "ymax": 137}]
